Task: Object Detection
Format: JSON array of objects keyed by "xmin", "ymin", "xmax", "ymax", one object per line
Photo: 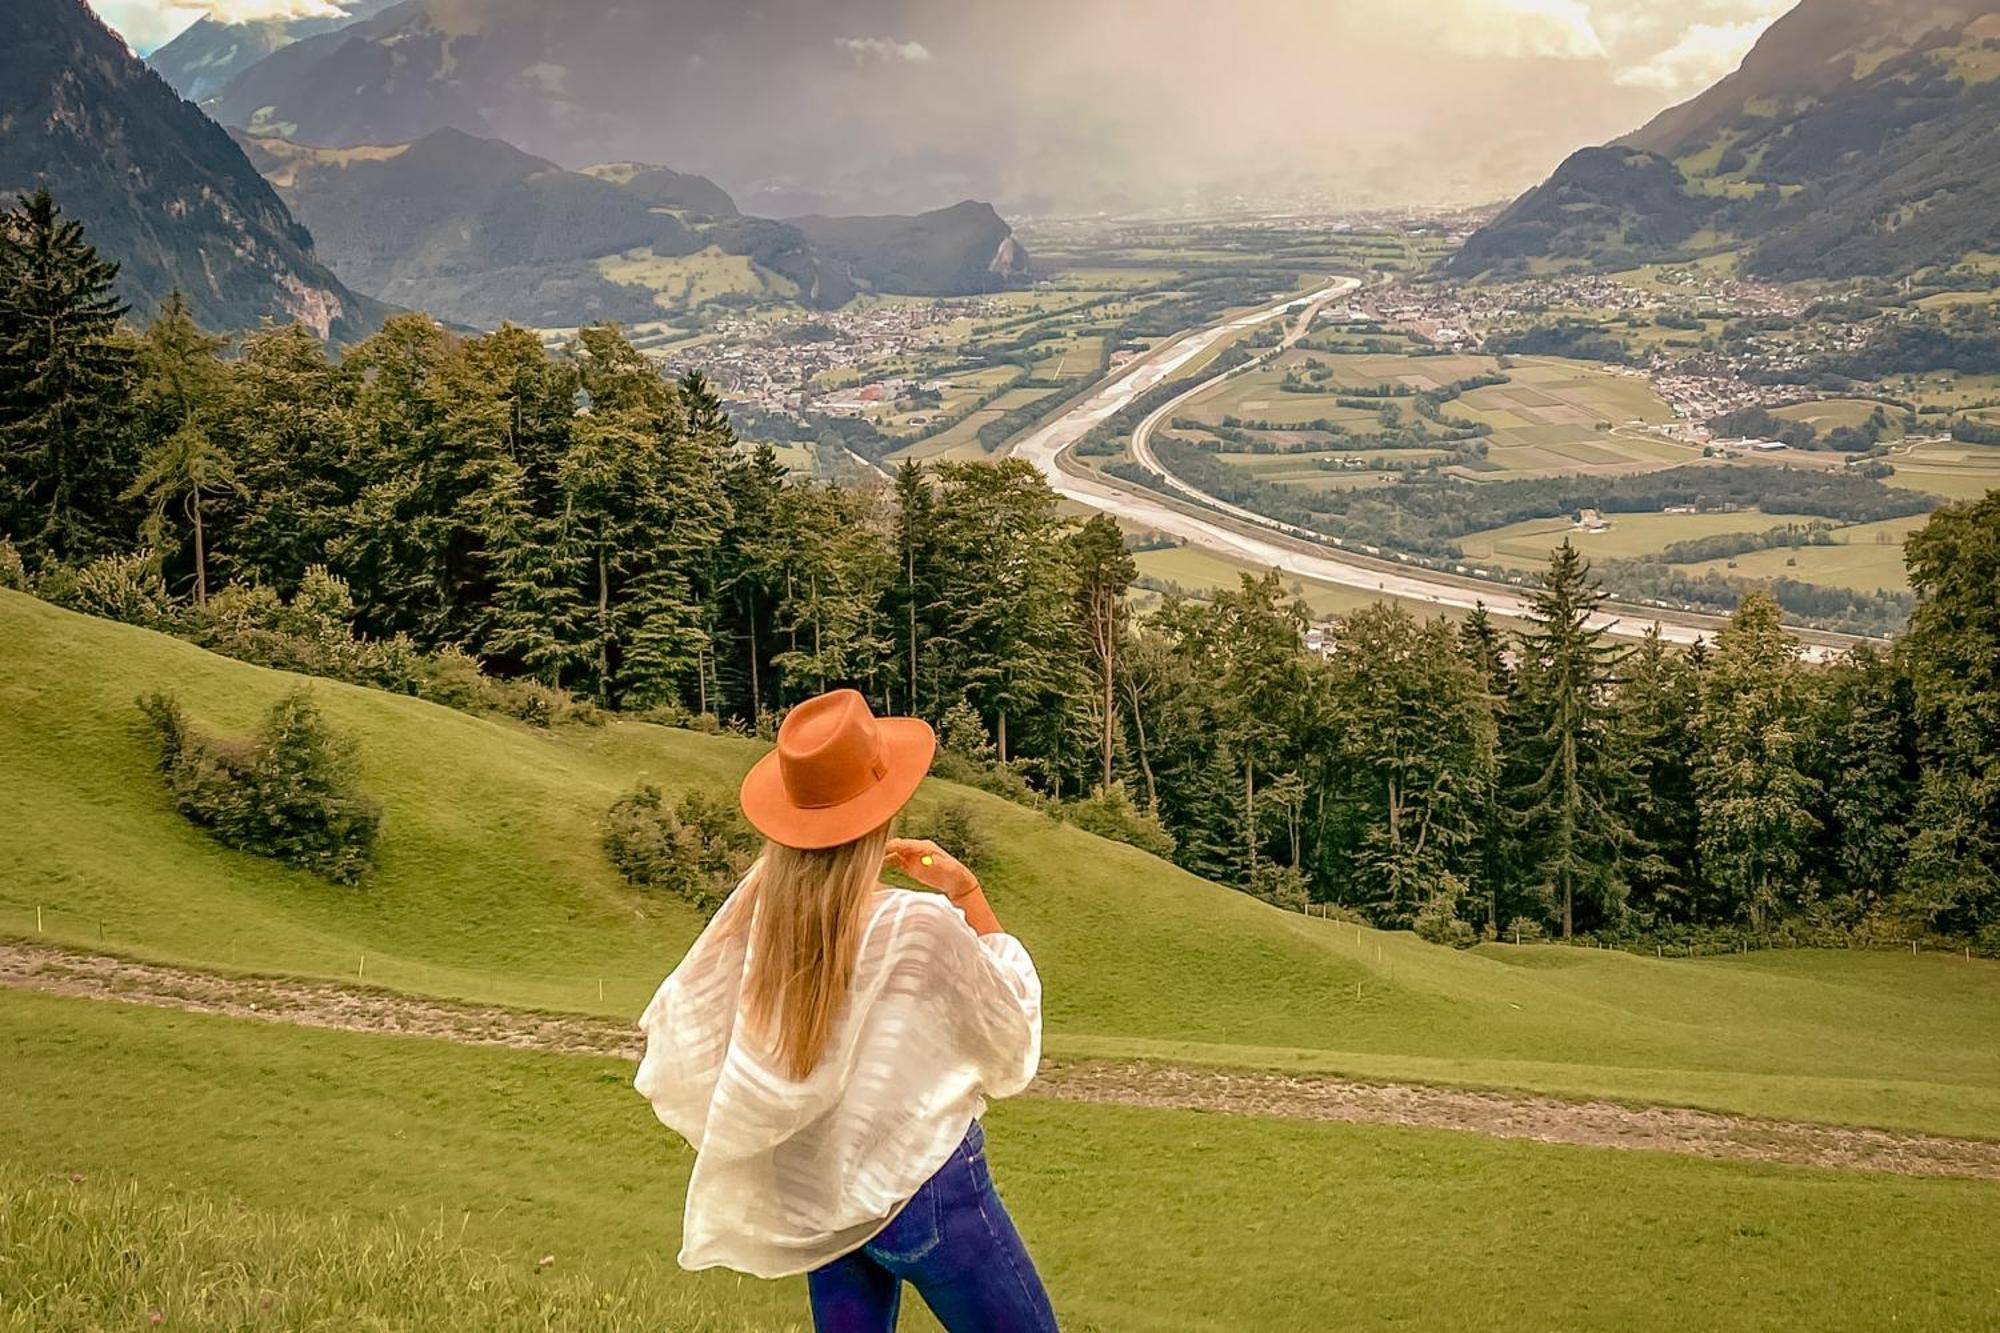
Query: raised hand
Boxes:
[{"xmin": 884, "ymin": 838, "xmax": 979, "ymax": 900}]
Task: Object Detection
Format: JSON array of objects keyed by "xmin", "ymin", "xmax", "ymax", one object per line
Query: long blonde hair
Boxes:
[{"xmin": 740, "ymin": 822, "xmax": 892, "ymax": 1080}]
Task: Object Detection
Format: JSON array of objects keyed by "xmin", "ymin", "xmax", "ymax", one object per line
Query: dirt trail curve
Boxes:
[{"xmin": 6, "ymin": 941, "xmax": 1997, "ymax": 1183}]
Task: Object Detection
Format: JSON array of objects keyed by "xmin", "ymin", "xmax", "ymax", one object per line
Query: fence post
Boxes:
[
  {"xmin": 36, "ymin": 906, "xmax": 43, "ymax": 934},
  {"xmin": 358, "ymin": 953, "xmax": 365, "ymax": 980}
]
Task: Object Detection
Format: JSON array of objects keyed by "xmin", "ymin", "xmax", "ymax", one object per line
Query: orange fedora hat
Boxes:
[{"xmin": 740, "ymin": 689, "xmax": 937, "ymax": 850}]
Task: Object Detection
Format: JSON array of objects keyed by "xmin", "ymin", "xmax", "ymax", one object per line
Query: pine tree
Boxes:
[
  {"xmin": 1897, "ymin": 493, "xmax": 2000, "ymax": 938},
  {"xmin": 127, "ymin": 293, "xmax": 234, "ymax": 603},
  {"xmin": 1616, "ymin": 626, "xmax": 1703, "ymax": 924},
  {"xmin": 226, "ymin": 322, "xmax": 356, "ymax": 594},
  {"xmin": 1459, "ymin": 602, "xmax": 1514, "ymax": 935},
  {"xmin": 1512, "ymin": 540, "xmax": 1637, "ymax": 937},
  {"xmin": 1328, "ymin": 603, "xmax": 1493, "ymax": 924},
  {"xmin": 0, "ymin": 189, "xmax": 135, "ymax": 563},
  {"xmin": 715, "ymin": 443, "xmax": 788, "ymax": 724},
  {"xmin": 484, "ymin": 460, "xmax": 587, "ymax": 686},
  {"xmin": 1695, "ymin": 592, "xmax": 1822, "ymax": 931},
  {"xmin": 890, "ymin": 459, "xmax": 939, "ymax": 717},
  {"xmin": 1809, "ymin": 646, "xmax": 1916, "ymax": 917},
  {"xmin": 928, "ymin": 460, "xmax": 1079, "ymax": 764},
  {"xmin": 1069, "ymin": 514, "xmax": 1136, "ymax": 792}
]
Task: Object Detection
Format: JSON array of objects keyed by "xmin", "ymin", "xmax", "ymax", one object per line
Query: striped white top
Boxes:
[{"xmin": 634, "ymin": 883, "xmax": 1043, "ymax": 1277}]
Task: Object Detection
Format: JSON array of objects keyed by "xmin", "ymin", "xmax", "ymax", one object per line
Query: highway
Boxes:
[{"xmin": 1011, "ymin": 278, "xmax": 1852, "ymax": 657}]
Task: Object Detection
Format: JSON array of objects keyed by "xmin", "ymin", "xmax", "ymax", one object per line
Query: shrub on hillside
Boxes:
[
  {"xmin": 137, "ymin": 690, "xmax": 381, "ymax": 885},
  {"xmin": 0, "ymin": 538, "xmax": 25, "ymax": 592},
  {"xmin": 40, "ymin": 551, "xmax": 177, "ymax": 628},
  {"xmin": 1503, "ymin": 916, "xmax": 1549, "ymax": 945},
  {"xmin": 187, "ymin": 572, "xmax": 601, "ymax": 729},
  {"xmin": 902, "ymin": 800, "xmax": 993, "ymax": 872},
  {"xmin": 1415, "ymin": 886, "xmax": 1479, "ymax": 949},
  {"xmin": 1057, "ymin": 782, "xmax": 1177, "ymax": 858},
  {"xmin": 1248, "ymin": 862, "xmax": 1310, "ymax": 914},
  {"xmin": 604, "ymin": 784, "xmax": 758, "ymax": 911}
]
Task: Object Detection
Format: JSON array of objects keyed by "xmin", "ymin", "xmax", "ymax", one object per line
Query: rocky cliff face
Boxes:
[{"xmin": 2, "ymin": 0, "xmax": 381, "ymax": 338}]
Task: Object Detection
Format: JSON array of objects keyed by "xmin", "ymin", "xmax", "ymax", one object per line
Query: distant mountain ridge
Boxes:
[
  {"xmin": 1451, "ymin": 0, "xmax": 2000, "ymax": 281},
  {"xmin": 2, "ymin": 0, "xmax": 380, "ymax": 339},
  {"xmin": 146, "ymin": 0, "xmax": 400, "ymax": 103},
  {"xmin": 238, "ymin": 127, "xmax": 1029, "ymax": 328}
]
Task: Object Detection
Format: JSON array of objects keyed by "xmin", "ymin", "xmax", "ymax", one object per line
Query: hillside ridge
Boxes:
[{"xmin": 1451, "ymin": 0, "xmax": 2000, "ymax": 280}]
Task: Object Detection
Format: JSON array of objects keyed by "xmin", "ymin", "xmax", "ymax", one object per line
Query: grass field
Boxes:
[
  {"xmin": 1772, "ymin": 398, "xmax": 1898, "ymax": 432},
  {"xmin": 1457, "ymin": 512, "xmax": 1809, "ymax": 569},
  {"xmin": 596, "ymin": 246, "xmax": 797, "ymax": 312},
  {"xmin": 8, "ymin": 990, "xmax": 2000, "ymax": 1333},
  {"xmin": 1179, "ymin": 353, "xmax": 1682, "ymax": 482},
  {"xmin": 1679, "ymin": 514, "xmax": 1924, "ymax": 594},
  {"xmin": 7, "ymin": 590, "xmax": 2000, "ymax": 1137},
  {"xmin": 1885, "ymin": 439, "xmax": 2000, "ymax": 502}
]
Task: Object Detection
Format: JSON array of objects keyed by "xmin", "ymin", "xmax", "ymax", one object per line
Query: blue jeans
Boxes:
[{"xmin": 807, "ymin": 1120, "xmax": 1058, "ymax": 1332}]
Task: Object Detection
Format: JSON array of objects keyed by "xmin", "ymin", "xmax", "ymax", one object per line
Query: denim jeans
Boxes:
[{"xmin": 807, "ymin": 1120, "xmax": 1058, "ymax": 1332}]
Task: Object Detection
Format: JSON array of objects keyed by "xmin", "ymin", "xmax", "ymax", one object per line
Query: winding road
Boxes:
[{"xmin": 1010, "ymin": 278, "xmax": 1852, "ymax": 655}]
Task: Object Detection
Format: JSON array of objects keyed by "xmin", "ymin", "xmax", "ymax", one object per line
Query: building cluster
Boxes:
[{"xmin": 667, "ymin": 297, "xmax": 1007, "ymax": 413}]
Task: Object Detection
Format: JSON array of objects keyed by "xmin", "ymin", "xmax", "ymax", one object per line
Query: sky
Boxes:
[
  {"xmin": 86, "ymin": 0, "xmax": 1804, "ymax": 211},
  {"xmin": 96, "ymin": 0, "xmax": 1797, "ymax": 82}
]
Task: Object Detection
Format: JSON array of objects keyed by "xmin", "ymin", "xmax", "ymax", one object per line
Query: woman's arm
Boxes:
[{"xmin": 884, "ymin": 838, "xmax": 1002, "ymax": 935}]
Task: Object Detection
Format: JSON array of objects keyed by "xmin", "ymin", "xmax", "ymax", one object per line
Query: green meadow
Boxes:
[
  {"xmin": 6, "ymin": 589, "xmax": 2000, "ymax": 1139},
  {"xmin": 7, "ymin": 990, "xmax": 1999, "ymax": 1333}
]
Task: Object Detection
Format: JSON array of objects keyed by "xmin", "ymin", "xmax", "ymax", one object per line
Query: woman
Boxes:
[{"xmin": 635, "ymin": 688, "xmax": 1059, "ymax": 1333}]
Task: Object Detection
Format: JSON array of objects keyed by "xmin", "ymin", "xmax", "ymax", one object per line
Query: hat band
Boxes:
[{"xmin": 791, "ymin": 752, "xmax": 891, "ymax": 810}]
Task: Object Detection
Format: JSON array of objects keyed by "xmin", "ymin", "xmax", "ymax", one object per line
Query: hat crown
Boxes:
[{"xmin": 778, "ymin": 690, "xmax": 888, "ymax": 811}]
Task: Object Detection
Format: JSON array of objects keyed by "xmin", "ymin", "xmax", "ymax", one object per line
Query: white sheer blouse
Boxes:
[{"xmin": 634, "ymin": 883, "xmax": 1043, "ymax": 1278}]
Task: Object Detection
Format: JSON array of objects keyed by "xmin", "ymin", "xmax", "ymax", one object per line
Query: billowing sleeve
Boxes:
[
  {"xmin": 634, "ymin": 886, "xmax": 752, "ymax": 1146},
  {"xmin": 936, "ymin": 906, "xmax": 1043, "ymax": 1099}
]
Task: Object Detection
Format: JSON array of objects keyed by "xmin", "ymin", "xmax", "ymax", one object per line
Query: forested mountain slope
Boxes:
[
  {"xmin": 0, "ymin": 0, "xmax": 380, "ymax": 338},
  {"xmin": 1451, "ymin": 0, "xmax": 2000, "ymax": 280}
]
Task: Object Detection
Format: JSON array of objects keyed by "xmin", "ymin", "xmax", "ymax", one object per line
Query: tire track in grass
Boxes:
[{"xmin": 5, "ymin": 941, "xmax": 1997, "ymax": 1182}]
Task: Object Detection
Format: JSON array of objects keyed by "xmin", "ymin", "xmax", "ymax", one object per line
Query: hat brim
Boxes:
[{"xmin": 739, "ymin": 717, "xmax": 937, "ymax": 850}]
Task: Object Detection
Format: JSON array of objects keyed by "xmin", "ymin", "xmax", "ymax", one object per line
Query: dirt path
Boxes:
[{"xmin": 6, "ymin": 941, "xmax": 1997, "ymax": 1182}]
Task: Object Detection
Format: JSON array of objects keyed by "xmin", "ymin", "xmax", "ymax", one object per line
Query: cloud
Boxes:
[
  {"xmin": 1614, "ymin": 16, "xmax": 1779, "ymax": 90},
  {"xmin": 91, "ymin": 0, "xmax": 349, "ymax": 52},
  {"xmin": 1438, "ymin": 0, "xmax": 1608, "ymax": 61},
  {"xmin": 835, "ymin": 36, "xmax": 933, "ymax": 64}
]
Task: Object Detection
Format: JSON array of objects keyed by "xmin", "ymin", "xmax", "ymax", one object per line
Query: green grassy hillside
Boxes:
[{"xmin": 5, "ymin": 589, "xmax": 1999, "ymax": 1134}]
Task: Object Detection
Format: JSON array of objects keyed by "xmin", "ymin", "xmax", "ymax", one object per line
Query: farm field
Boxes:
[
  {"xmin": 595, "ymin": 245, "xmax": 797, "ymax": 312},
  {"xmin": 7, "ymin": 989, "xmax": 2000, "ymax": 1333},
  {"xmin": 1679, "ymin": 514, "xmax": 1925, "ymax": 594},
  {"xmin": 1131, "ymin": 544, "xmax": 1435, "ymax": 620},
  {"xmin": 1884, "ymin": 439, "xmax": 2000, "ymax": 502},
  {"xmin": 1178, "ymin": 352, "xmax": 1682, "ymax": 482},
  {"xmin": 8, "ymin": 591, "xmax": 2000, "ymax": 1138},
  {"xmin": 888, "ymin": 384, "xmax": 1060, "ymax": 462},
  {"xmin": 1772, "ymin": 398, "xmax": 1900, "ymax": 432},
  {"xmin": 1457, "ymin": 512, "xmax": 1813, "ymax": 569}
]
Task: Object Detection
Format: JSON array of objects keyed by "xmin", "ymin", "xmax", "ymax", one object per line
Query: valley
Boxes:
[{"xmin": 10, "ymin": 1, "xmax": 2000, "ymax": 1329}]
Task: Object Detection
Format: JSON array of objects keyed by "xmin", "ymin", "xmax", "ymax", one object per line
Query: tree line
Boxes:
[{"xmin": 4, "ymin": 189, "xmax": 1997, "ymax": 951}]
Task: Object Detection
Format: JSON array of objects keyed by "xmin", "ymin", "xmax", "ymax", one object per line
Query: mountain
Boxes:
[
  {"xmin": 790, "ymin": 202, "xmax": 1031, "ymax": 297},
  {"xmin": 235, "ymin": 128, "xmax": 710, "ymax": 327},
  {"xmin": 238, "ymin": 127, "xmax": 1024, "ymax": 327},
  {"xmin": 1450, "ymin": 0, "xmax": 2000, "ymax": 281},
  {"xmin": 146, "ymin": 0, "xmax": 401, "ymax": 104},
  {"xmin": 1, "ymin": 0, "xmax": 381, "ymax": 339}
]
